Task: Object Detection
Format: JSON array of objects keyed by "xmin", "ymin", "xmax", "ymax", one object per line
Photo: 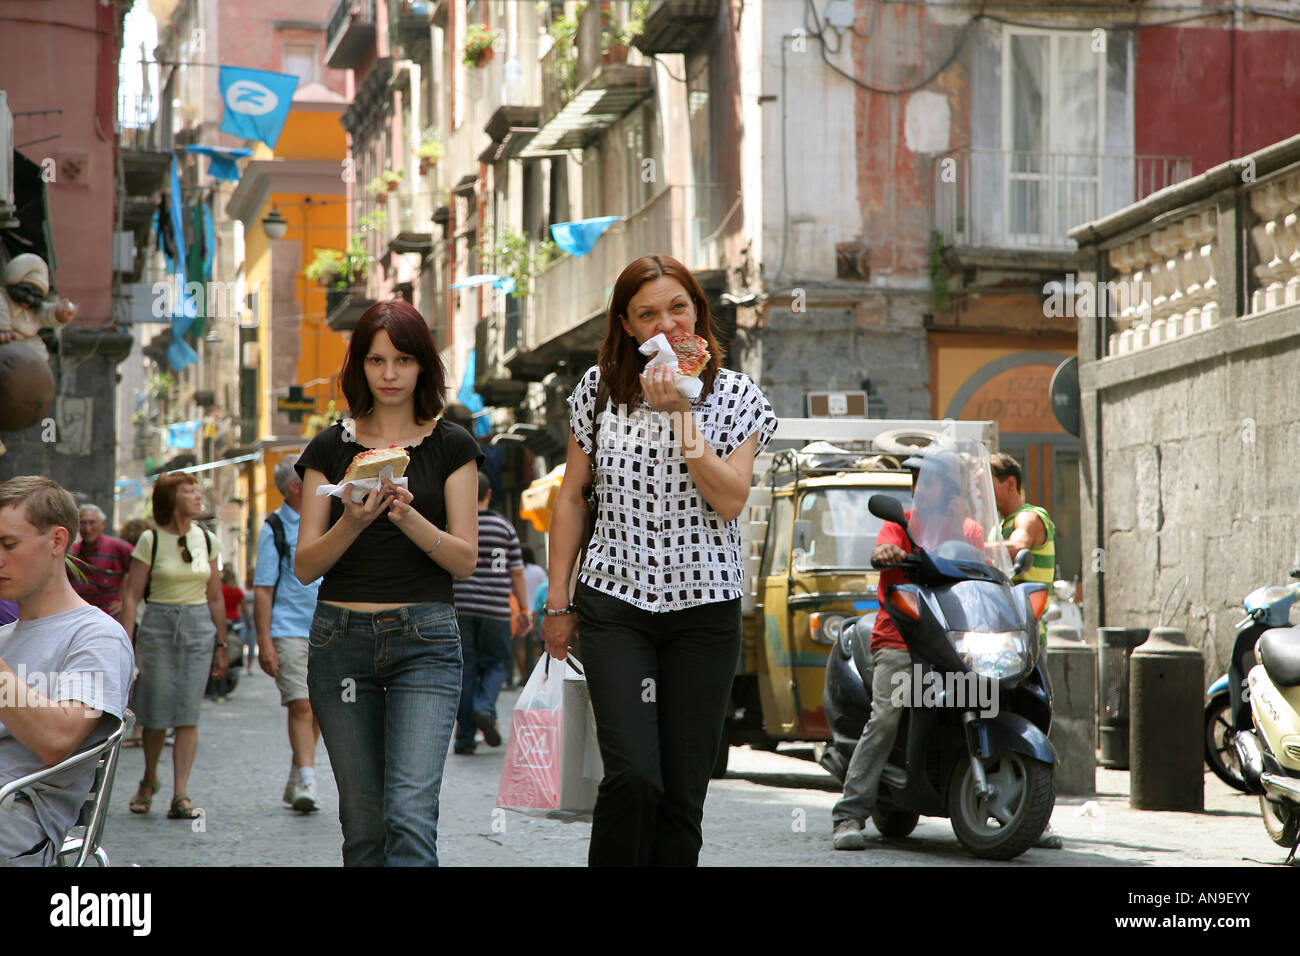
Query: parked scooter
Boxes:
[
  {"xmin": 1204, "ymin": 572, "xmax": 1300, "ymax": 791},
  {"xmin": 1229, "ymin": 624, "xmax": 1300, "ymax": 858},
  {"xmin": 819, "ymin": 441, "xmax": 1056, "ymax": 860}
]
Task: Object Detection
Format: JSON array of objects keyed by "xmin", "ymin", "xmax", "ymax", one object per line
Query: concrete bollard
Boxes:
[
  {"xmin": 1130, "ymin": 627, "xmax": 1204, "ymax": 811},
  {"xmin": 1097, "ymin": 626, "xmax": 1149, "ymax": 769},
  {"xmin": 1046, "ymin": 624, "xmax": 1096, "ymax": 795}
]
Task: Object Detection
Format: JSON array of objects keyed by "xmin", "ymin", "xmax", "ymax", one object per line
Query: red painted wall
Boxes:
[
  {"xmin": 1136, "ymin": 26, "xmax": 1300, "ymax": 174},
  {"xmin": 0, "ymin": 0, "xmax": 121, "ymax": 325}
]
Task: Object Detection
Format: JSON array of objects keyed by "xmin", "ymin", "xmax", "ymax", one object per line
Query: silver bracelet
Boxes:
[{"xmin": 424, "ymin": 531, "xmax": 443, "ymax": 557}]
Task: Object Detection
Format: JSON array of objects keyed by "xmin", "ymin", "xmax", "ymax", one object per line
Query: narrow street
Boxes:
[{"xmin": 100, "ymin": 661, "xmax": 1286, "ymax": 868}]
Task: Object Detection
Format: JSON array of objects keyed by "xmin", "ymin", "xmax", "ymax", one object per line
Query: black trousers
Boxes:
[{"xmin": 575, "ymin": 582, "xmax": 742, "ymax": 867}]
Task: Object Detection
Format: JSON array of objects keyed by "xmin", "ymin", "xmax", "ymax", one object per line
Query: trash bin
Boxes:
[{"xmin": 1097, "ymin": 626, "xmax": 1148, "ymax": 769}]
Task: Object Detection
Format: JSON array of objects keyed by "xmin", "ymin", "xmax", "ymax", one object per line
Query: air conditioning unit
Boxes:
[{"xmin": 806, "ymin": 391, "xmax": 868, "ymax": 418}]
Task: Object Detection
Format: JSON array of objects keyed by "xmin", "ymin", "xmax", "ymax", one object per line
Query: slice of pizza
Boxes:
[
  {"xmin": 667, "ymin": 331, "xmax": 710, "ymax": 378},
  {"xmin": 341, "ymin": 445, "xmax": 411, "ymax": 484}
]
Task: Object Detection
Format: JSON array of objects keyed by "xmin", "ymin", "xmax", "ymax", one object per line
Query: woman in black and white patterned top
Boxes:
[{"xmin": 542, "ymin": 254, "xmax": 777, "ymax": 867}]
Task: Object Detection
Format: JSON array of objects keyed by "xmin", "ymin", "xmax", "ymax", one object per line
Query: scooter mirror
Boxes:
[
  {"xmin": 1012, "ymin": 549, "xmax": 1033, "ymax": 577},
  {"xmin": 868, "ymin": 494, "xmax": 907, "ymax": 527}
]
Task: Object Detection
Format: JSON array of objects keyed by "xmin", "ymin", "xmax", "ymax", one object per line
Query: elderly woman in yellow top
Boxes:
[{"xmin": 120, "ymin": 472, "xmax": 228, "ymax": 819}]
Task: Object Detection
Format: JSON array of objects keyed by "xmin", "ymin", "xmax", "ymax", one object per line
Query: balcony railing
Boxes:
[
  {"xmin": 326, "ymin": 0, "xmax": 377, "ymax": 70},
  {"xmin": 935, "ymin": 148, "xmax": 1192, "ymax": 252},
  {"xmin": 1068, "ymin": 134, "xmax": 1300, "ymax": 359},
  {"xmin": 530, "ymin": 184, "xmax": 725, "ymax": 353}
]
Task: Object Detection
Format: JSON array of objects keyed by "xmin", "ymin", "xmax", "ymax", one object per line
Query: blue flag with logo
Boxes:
[{"xmin": 218, "ymin": 67, "xmax": 298, "ymax": 148}]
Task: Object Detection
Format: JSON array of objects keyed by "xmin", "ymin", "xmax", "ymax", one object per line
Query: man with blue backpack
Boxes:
[{"xmin": 253, "ymin": 457, "xmax": 323, "ymax": 813}]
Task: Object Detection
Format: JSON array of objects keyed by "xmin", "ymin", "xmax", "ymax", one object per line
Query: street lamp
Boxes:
[{"xmin": 261, "ymin": 206, "xmax": 288, "ymax": 240}]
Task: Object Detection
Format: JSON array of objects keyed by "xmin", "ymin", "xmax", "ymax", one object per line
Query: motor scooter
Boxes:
[
  {"xmin": 1228, "ymin": 625, "xmax": 1300, "ymax": 859},
  {"xmin": 1204, "ymin": 573, "xmax": 1300, "ymax": 791},
  {"xmin": 819, "ymin": 441, "xmax": 1056, "ymax": 860}
]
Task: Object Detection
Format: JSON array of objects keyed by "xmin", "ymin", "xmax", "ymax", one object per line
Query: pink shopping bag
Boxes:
[{"xmin": 496, "ymin": 654, "xmax": 603, "ymax": 818}]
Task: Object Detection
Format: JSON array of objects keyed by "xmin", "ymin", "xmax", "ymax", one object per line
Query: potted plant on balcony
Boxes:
[
  {"xmin": 463, "ymin": 23, "xmax": 496, "ymax": 67},
  {"xmin": 305, "ymin": 248, "xmax": 347, "ymax": 289},
  {"xmin": 367, "ymin": 176, "xmax": 388, "ymax": 206},
  {"xmin": 382, "ymin": 169, "xmax": 404, "ymax": 192},
  {"xmin": 416, "ymin": 129, "xmax": 443, "ymax": 175},
  {"xmin": 601, "ymin": 1, "xmax": 648, "ymax": 64},
  {"xmin": 478, "ymin": 227, "xmax": 564, "ymax": 299}
]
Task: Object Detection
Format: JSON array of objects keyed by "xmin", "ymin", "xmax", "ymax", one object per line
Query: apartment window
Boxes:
[
  {"xmin": 1001, "ymin": 29, "xmax": 1104, "ymax": 243},
  {"xmin": 282, "ymin": 42, "xmax": 319, "ymax": 87},
  {"xmin": 686, "ymin": 52, "xmax": 715, "ymax": 261}
]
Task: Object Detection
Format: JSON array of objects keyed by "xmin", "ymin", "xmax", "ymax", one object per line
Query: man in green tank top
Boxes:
[
  {"xmin": 989, "ymin": 453, "xmax": 1055, "ymax": 588},
  {"xmin": 988, "ymin": 452, "xmax": 1062, "ymax": 851}
]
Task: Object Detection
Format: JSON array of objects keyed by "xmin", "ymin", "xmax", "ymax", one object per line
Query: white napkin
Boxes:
[
  {"xmin": 639, "ymin": 333, "xmax": 703, "ymax": 400},
  {"xmin": 315, "ymin": 464, "xmax": 410, "ymax": 503}
]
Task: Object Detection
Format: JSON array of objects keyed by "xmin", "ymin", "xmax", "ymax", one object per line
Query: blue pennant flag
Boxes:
[
  {"xmin": 184, "ymin": 144, "xmax": 254, "ymax": 182},
  {"xmin": 166, "ymin": 153, "xmax": 199, "ymax": 371},
  {"xmin": 166, "ymin": 420, "xmax": 201, "ymax": 450},
  {"xmin": 450, "ymin": 274, "xmax": 515, "ymax": 295},
  {"xmin": 457, "ymin": 350, "xmax": 491, "ymax": 438},
  {"xmin": 218, "ymin": 66, "xmax": 298, "ymax": 148},
  {"xmin": 550, "ymin": 216, "xmax": 622, "ymax": 257}
]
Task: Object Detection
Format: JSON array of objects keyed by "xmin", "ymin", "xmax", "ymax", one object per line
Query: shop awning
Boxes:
[{"xmin": 520, "ymin": 464, "xmax": 565, "ymax": 532}]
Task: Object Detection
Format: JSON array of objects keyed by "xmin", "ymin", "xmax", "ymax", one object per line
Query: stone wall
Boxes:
[
  {"xmin": 1083, "ymin": 303, "xmax": 1300, "ymax": 679},
  {"xmin": 732, "ymin": 286, "xmax": 931, "ymax": 421}
]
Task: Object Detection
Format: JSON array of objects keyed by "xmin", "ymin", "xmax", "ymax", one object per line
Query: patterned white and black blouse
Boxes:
[{"xmin": 568, "ymin": 365, "xmax": 778, "ymax": 613}]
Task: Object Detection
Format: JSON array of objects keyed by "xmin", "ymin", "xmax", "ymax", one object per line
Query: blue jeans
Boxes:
[
  {"xmin": 307, "ymin": 602, "xmax": 462, "ymax": 867},
  {"xmin": 454, "ymin": 613, "xmax": 512, "ymax": 748}
]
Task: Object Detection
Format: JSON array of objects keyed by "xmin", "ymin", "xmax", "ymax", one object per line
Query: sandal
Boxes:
[
  {"xmin": 129, "ymin": 777, "xmax": 160, "ymax": 814},
  {"xmin": 167, "ymin": 795, "xmax": 202, "ymax": 819}
]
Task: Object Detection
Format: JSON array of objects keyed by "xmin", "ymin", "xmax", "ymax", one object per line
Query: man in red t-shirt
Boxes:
[
  {"xmin": 67, "ymin": 505, "xmax": 135, "ymax": 626},
  {"xmin": 831, "ymin": 450, "xmax": 984, "ymax": 851}
]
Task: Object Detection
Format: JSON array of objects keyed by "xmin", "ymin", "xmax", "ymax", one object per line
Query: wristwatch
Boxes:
[{"xmin": 544, "ymin": 604, "xmax": 577, "ymax": 617}]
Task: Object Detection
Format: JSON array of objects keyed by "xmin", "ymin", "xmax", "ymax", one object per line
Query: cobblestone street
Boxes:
[{"xmin": 98, "ymin": 659, "xmax": 1288, "ymax": 867}]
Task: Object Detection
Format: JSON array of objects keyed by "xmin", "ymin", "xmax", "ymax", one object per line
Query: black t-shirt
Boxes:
[{"xmin": 295, "ymin": 419, "xmax": 485, "ymax": 605}]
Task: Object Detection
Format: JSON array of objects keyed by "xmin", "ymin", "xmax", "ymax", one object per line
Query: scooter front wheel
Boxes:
[
  {"xmin": 870, "ymin": 808, "xmax": 920, "ymax": 838},
  {"xmin": 948, "ymin": 752, "xmax": 1055, "ymax": 861}
]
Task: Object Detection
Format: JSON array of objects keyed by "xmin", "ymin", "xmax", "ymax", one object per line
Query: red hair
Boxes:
[{"xmin": 598, "ymin": 255, "xmax": 723, "ymax": 409}]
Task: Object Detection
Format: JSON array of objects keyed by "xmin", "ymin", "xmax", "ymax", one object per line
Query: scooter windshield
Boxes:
[{"xmin": 907, "ymin": 438, "xmax": 1013, "ymax": 578}]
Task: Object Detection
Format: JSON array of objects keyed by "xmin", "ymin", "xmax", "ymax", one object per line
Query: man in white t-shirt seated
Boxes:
[{"xmin": 0, "ymin": 476, "xmax": 134, "ymax": 866}]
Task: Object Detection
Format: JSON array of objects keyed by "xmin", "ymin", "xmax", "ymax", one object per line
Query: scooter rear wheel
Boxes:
[
  {"xmin": 1260, "ymin": 795, "xmax": 1300, "ymax": 848},
  {"xmin": 948, "ymin": 752, "xmax": 1055, "ymax": 860},
  {"xmin": 1204, "ymin": 694, "xmax": 1248, "ymax": 792}
]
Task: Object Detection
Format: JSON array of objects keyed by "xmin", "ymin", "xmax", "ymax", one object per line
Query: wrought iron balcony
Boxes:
[
  {"xmin": 934, "ymin": 148, "xmax": 1191, "ymax": 253},
  {"xmin": 633, "ymin": 0, "xmax": 721, "ymax": 55},
  {"xmin": 325, "ymin": 0, "xmax": 377, "ymax": 70}
]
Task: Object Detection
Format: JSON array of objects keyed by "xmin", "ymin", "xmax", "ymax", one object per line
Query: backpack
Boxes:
[
  {"xmin": 264, "ymin": 513, "xmax": 290, "ymax": 607},
  {"xmin": 144, "ymin": 526, "xmax": 217, "ymax": 602}
]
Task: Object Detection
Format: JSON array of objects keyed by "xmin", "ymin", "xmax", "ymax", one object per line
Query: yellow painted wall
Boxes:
[{"xmin": 247, "ymin": 105, "xmax": 349, "ymax": 524}]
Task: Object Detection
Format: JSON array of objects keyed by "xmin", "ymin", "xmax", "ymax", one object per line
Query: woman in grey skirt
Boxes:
[{"xmin": 120, "ymin": 472, "xmax": 228, "ymax": 819}]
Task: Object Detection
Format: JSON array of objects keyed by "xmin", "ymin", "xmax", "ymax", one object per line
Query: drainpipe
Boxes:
[{"xmin": 1231, "ymin": 0, "xmax": 1244, "ymax": 158}]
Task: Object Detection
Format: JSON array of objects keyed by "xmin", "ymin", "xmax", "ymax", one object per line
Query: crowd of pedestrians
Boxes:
[{"xmin": 0, "ymin": 254, "xmax": 779, "ymax": 868}]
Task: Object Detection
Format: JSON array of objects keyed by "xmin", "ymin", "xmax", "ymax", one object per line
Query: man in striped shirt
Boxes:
[
  {"xmin": 453, "ymin": 472, "xmax": 529, "ymax": 754},
  {"xmin": 67, "ymin": 505, "xmax": 134, "ymax": 626}
]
